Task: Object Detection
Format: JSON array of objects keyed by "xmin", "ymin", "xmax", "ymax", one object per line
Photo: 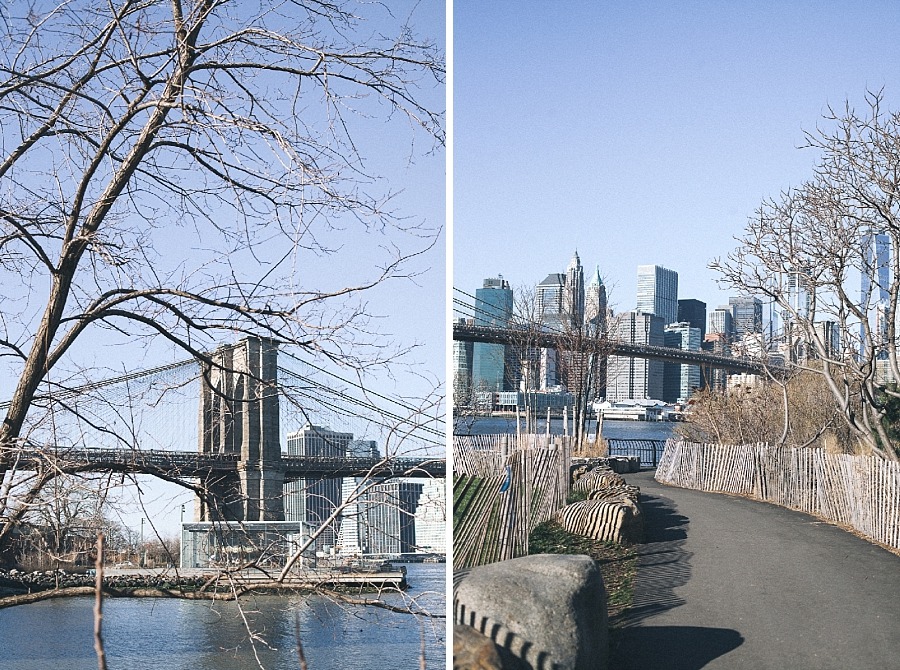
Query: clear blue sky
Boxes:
[{"xmin": 453, "ymin": 1, "xmax": 900, "ymax": 316}]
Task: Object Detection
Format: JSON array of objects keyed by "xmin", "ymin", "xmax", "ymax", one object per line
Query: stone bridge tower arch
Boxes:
[{"xmin": 198, "ymin": 336, "xmax": 284, "ymax": 521}]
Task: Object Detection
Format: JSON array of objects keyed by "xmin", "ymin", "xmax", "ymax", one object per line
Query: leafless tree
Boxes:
[
  {"xmin": 0, "ymin": 0, "xmax": 444, "ymax": 554},
  {"xmin": 502, "ymin": 284, "xmax": 611, "ymax": 447},
  {"xmin": 18, "ymin": 473, "xmax": 112, "ymax": 567},
  {"xmin": 555, "ymin": 311, "xmax": 610, "ymax": 451},
  {"xmin": 506, "ymin": 285, "xmax": 548, "ymax": 434},
  {"xmin": 712, "ymin": 90, "xmax": 900, "ymax": 460}
]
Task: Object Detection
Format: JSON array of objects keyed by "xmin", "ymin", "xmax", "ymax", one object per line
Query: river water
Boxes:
[
  {"xmin": 455, "ymin": 416, "xmax": 676, "ymax": 442},
  {"xmin": 0, "ymin": 563, "xmax": 445, "ymax": 670}
]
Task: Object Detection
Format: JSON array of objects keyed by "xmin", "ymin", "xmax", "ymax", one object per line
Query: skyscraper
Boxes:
[
  {"xmin": 677, "ymin": 299, "xmax": 706, "ymax": 341},
  {"xmin": 585, "ymin": 265, "xmax": 608, "ymax": 333},
  {"xmin": 363, "ymin": 481, "xmax": 423, "ymax": 555},
  {"xmin": 663, "ymin": 322, "xmax": 701, "ymax": 402},
  {"xmin": 708, "ymin": 305, "xmax": 735, "ymax": 342},
  {"xmin": 337, "ymin": 478, "xmax": 425, "ymax": 556},
  {"xmin": 536, "ymin": 272, "xmax": 566, "ymax": 328},
  {"xmin": 564, "ymin": 251, "xmax": 585, "ymax": 327},
  {"xmin": 875, "ymin": 302, "xmax": 889, "ymax": 360},
  {"xmin": 729, "ymin": 296, "xmax": 763, "ymax": 342},
  {"xmin": 861, "ymin": 231, "xmax": 891, "ymax": 356},
  {"xmin": 535, "ymin": 272, "xmax": 566, "ymax": 389},
  {"xmin": 475, "ymin": 276, "xmax": 514, "ymax": 327},
  {"xmin": 702, "ymin": 332, "xmax": 730, "ymax": 391},
  {"xmin": 284, "ymin": 423, "xmax": 353, "ymax": 551},
  {"xmin": 786, "ymin": 269, "xmax": 812, "ymax": 322},
  {"xmin": 471, "ymin": 276, "xmax": 513, "ymax": 391},
  {"xmin": 812, "ymin": 321, "xmax": 841, "ymax": 360},
  {"xmin": 861, "ymin": 231, "xmax": 890, "ymax": 305},
  {"xmin": 607, "ymin": 311, "xmax": 665, "ymax": 401},
  {"xmin": 413, "ymin": 478, "xmax": 446, "ymax": 554},
  {"xmin": 636, "ymin": 265, "xmax": 678, "ymax": 326},
  {"xmin": 452, "ymin": 317, "xmax": 474, "ymax": 400}
]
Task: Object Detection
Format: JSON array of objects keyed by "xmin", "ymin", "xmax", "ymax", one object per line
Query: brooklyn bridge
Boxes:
[
  {"xmin": 453, "ymin": 314, "xmax": 781, "ymax": 375},
  {"xmin": 0, "ymin": 337, "xmax": 445, "ymax": 524}
]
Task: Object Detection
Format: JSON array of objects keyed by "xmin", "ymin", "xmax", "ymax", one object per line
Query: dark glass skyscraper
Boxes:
[
  {"xmin": 472, "ymin": 276, "xmax": 513, "ymax": 391},
  {"xmin": 677, "ymin": 299, "xmax": 706, "ymax": 341}
]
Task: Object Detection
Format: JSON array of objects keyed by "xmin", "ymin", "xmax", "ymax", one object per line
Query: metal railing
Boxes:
[{"xmin": 606, "ymin": 438, "xmax": 667, "ymax": 467}]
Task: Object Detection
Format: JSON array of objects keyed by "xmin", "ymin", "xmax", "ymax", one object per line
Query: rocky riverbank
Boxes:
[
  {"xmin": 0, "ymin": 565, "xmax": 409, "ymax": 609},
  {"xmin": 0, "ymin": 568, "xmax": 236, "ymax": 608},
  {"xmin": 0, "ymin": 567, "xmax": 210, "ymax": 593}
]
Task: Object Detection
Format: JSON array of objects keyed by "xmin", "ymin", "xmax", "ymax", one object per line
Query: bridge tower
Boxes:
[{"xmin": 198, "ymin": 336, "xmax": 284, "ymax": 521}]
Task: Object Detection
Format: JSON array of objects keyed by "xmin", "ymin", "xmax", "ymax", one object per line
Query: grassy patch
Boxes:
[
  {"xmin": 528, "ymin": 520, "xmax": 637, "ymax": 622},
  {"xmin": 566, "ymin": 489, "xmax": 589, "ymax": 504}
]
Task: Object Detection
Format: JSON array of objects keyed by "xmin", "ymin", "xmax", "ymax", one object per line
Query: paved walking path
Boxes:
[{"xmin": 610, "ymin": 470, "xmax": 900, "ymax": 670}]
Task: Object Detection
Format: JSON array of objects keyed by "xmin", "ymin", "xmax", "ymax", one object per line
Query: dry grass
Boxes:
[{"xmin": 528, "ymin": 520, "xmax": 637, "ymax": 622}]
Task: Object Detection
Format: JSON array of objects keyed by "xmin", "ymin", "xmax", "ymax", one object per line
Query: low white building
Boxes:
[{"xmin": 414, "ymin": 479, "xmax": 446, "ymax": 554}]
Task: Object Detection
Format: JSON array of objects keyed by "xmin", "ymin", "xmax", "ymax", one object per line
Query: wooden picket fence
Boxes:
[
  {"xmin": 453, "ymin": 434, "xmax": 573, "ymax": 568},
  {"xmin": 656, "ymin": 440, "xmax": 900, "ymax": 552}
]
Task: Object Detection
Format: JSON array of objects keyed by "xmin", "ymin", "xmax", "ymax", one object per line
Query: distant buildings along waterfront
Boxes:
[
  {"xmin": 284, "ymin": 423, "xmax": 446, "ymax": 557},
  {"xmin": 457, "ymin": 253, "xmax": 866, "ymax": 410}
]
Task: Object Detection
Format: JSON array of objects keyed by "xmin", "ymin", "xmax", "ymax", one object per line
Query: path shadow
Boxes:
[
  {"xmin": 610, "ymin": 625, "xmax": 744, "ymax": 669},
  {"xmin": 641, "ymin": 494, "xmax": 689, "ymax": 543},
  {"xmin": 615, "ymin": 488, "xmax": 693, "ymax": 626}
]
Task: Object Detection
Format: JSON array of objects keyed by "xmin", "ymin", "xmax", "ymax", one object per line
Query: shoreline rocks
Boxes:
[{"xmin": 0, "ymin": 567, "xmax": 211, "ymax": 593}]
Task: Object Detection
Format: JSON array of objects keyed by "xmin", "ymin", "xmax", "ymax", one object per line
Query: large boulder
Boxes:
[
  {"xmin": 607, "ymin": 455, "xmax": 640, "ymax": 473},
  {"xmin": 454, "ymin": 554, "xmax": 608, "ymax": 670}
]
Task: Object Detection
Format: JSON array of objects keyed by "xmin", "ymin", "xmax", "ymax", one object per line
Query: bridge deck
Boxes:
[
  {"xmin": 452, "ymin": 322, "xmax": 780, "ymax": 375},
  {"xmin": 5, "ymin": 448, "xmax": 445, "ymax": 479}
]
